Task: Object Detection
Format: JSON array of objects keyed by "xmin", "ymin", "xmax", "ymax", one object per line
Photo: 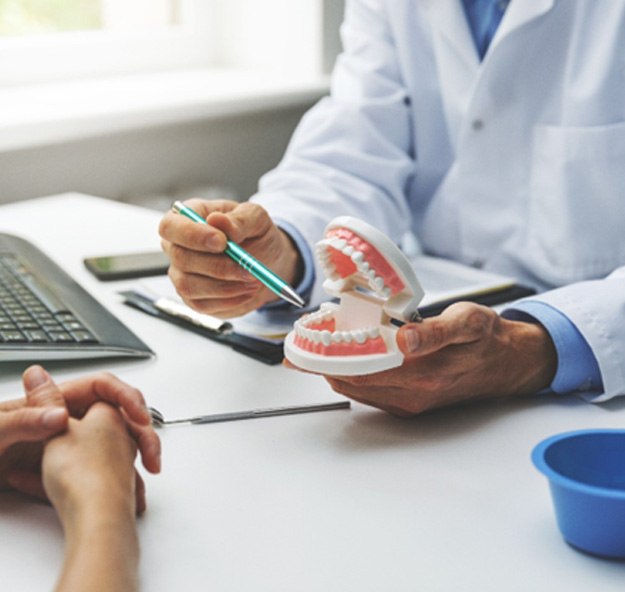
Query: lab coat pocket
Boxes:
[{"xmin": 528, "ymin": 122, "xmax": 625, "ymax": 285}]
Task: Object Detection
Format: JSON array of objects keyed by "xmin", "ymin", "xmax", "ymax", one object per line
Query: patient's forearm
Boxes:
[{"xmin": 55, "ymin": 499, "xmax": 139, "ymax": 592}]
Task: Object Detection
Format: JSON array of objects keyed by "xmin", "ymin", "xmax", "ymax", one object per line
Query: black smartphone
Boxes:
[{"xmin": 84, "ymin": 251, "xmax": 170, "ymax": 281}]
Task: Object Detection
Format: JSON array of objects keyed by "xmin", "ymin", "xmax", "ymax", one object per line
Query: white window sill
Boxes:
[{"xmin": 0, "ymin": 68, "xmax": 330, "ymax": 152}]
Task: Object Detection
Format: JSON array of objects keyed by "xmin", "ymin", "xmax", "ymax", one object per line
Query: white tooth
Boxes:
[
  {"xmin": 359, "ymin": 261, "xmax": 370, "ymax": 272},
  {"xmin": 342, "ymin": 331, "xmax": 353, "ymax": 343},
  {"xmin": 310, "ymin": 331, "xmax": 321, "ymax": 344},
  {"xmin": 368, "ymin": 270, "xmax": 376, "ymax": 280},
  {"xmin": 354, "ymin": 330, "xmax": 366, "ymax": 344},
  {"xmin": 295, "ymin": 324, "xmax": 303, "ymax": 337},
  {"xmin": 321, "ymin": 330, "xmax": 332, "ymax": 346},
  {"xmin": 368, "ymin": 327, "xmax": 380, "ymax": 338},
  {"xmin": 331, "ymin": 331, "xmax": 342, "ymax": 343},
  {"xmin": 351, "ymin": 251, "xmax": 364, "ymax": 264},
  {"xmin": 373, "ymin": 276, "xmax": 385, "ymax": 291},
  {"xmin": 342, "ymin": 245, "xmax": 354, "ymax": 257},
  {"xmin": 331, "ymin": 238, "xmax": 347, "ymax": 250},
  {"xmin": 382, "ymin": 287, "xmax": 391, "ymax": 298}
]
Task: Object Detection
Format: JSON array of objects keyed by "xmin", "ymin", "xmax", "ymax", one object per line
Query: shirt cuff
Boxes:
[
  {"xmin": 259, "ymin": 219, "xmax": 315, "ymax": 311},
  {"xmin": 501, "ymin": 300, "xmax": 603, "ymax": 395}
]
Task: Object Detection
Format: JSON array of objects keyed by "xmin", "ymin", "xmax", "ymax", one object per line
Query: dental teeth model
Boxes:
[{"xmin": 284, "ymin": 216, "xmax": 424, "ymax": 376}]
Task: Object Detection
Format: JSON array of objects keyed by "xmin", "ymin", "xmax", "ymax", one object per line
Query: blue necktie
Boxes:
[{"xmin": 461, "ymin": 0, "xmax": 510, "ymax": 60}]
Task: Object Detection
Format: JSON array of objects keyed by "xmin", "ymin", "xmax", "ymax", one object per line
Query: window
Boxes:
[
  {"xmin": 0, "ymin": 0, "xmax": 339, "ymax": 155},
  {"xmin": 0, "ymin": 0, "xmax": 339, "ymax": 87},
  {"xmin": 0, "ymin": 0, "xmax": 184, "ymax": 36},
  {"xmin": 0, "ymin": 0, "xmax": 213, "ymax": 86}
]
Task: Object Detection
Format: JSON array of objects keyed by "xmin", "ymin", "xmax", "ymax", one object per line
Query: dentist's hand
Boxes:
[
  {"xmin": 289, "ymin": 302, "xmax": 558, "ymax": 416},
  {"xmin": 159, "ymin": 199, "xmax": 302, "ymax": 318}
]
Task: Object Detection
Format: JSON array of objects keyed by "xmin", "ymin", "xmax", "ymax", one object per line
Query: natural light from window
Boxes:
[{"xmin": 0, "ymin": 0, "xmax": 182, "ymax": 36}]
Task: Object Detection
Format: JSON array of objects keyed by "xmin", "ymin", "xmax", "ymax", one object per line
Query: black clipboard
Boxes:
[
  {"xmin": 418, "ymin": 283, "xmax": 537, "ymax": 318},
  {"xmin": 119, "ymin": 291, "xmax": 284, "ymax": 365}
]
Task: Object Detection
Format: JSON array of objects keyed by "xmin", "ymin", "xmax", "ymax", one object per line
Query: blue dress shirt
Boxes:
[{"xmin": 461, "ymin": 0, "xmax": 509, "ymax": 59}]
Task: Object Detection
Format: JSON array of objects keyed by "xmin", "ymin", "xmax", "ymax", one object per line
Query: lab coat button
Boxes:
[{"xmin": 472, "ymin": 119, "xmax": 484, "ymax": 131}]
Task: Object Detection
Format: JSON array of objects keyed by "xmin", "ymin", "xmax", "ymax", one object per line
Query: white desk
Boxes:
[{"xmin": 1, "ymin": 194, "xmax": 624, "ymax": 592}]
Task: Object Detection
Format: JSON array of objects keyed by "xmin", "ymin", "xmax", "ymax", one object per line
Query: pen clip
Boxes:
[{"xmin": 154, "ymin": 297, "xmax": 232, "ymax": 334}]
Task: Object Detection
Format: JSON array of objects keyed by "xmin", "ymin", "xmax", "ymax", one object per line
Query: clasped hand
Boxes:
[{"xmin": 0, "ymin": 365, "xmax": 161, "ymax": 515}]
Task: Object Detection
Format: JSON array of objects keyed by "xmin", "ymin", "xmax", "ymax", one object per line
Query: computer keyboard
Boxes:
[{"xmin": 0, "ymin": 233, "xmax": 153, "ymax": 362}]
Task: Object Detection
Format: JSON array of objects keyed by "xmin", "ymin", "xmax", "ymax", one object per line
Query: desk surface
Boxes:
[{"xmin": 1, "ymin": 194, "xmax": 625, "ymax": 592}]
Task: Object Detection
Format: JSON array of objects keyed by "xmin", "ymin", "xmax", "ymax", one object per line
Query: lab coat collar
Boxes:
[
  {"xmin": 490, "ymin": 0, "xmax": 557, "ymax": 55},
  {"xmin": 421, "ymin": 0, "xmax": 479, "ymax": 72},
  {"xmin": 421, "ymin": 0, "xmax": 558, "ymax": 67},
  {"xmin": 420, "ymin": 0, "xmax": 559, "ymax": 151}
]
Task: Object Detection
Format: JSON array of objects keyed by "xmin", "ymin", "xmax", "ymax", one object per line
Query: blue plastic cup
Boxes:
[{"xmin": 532, "ymin": 429, "xmax": 625, "ymax": 558}]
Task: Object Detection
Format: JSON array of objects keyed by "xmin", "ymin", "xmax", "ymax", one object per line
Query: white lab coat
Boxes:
[{"xmin": 251, "ymin": 0, "xmax": 625, "ymax": 402}]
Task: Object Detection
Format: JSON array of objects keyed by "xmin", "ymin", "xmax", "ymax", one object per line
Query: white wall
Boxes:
[{"xmin": 0, "ymin": 101, "xmax": 314, "ymax": 207}]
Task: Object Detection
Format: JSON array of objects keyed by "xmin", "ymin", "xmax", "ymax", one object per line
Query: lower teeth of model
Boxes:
[{"xmin": 296, "ymin": 323, "xmax": 381, "ymax": 345}]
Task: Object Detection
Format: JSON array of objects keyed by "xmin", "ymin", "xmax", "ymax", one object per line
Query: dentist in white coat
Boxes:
[{"xmin": 160, "ymin": 0, "xmax": 625, "ymax": 415}]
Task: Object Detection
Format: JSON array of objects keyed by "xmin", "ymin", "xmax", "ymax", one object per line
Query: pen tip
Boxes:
[{"xmin": 283, "ymin": 291, "xmax": 305, "ymax": 309}]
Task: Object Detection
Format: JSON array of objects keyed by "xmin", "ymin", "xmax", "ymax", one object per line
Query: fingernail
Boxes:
[
  {"xmin": 23, "ymin": 366, "xmax": 50, "ymax": 390},
  {"xmin": 403, "ymin": 328, "xmax": 420, "ymax": 353},
  {"xmin": 41, "ymin": 408, "xmax": 67, "ymax": 429}
]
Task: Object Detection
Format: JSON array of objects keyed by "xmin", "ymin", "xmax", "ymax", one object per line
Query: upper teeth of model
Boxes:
[{"xmin": 315, "ymin": 238, "xmax": 392, "ymax": 298}]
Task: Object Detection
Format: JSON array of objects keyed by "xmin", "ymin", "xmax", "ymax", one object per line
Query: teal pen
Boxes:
[{"xmin": 171, "ymin": 201, "xmax": 305, "ymax": 308}]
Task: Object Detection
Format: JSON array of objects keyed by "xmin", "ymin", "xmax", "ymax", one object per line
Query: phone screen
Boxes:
[{"xmin": 84, "ymin": 251, "xmax": 170, "ymax": 281}]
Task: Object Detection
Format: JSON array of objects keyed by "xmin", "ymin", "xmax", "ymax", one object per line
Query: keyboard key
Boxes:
[
  {"xmin": 70, "ymin": 330, "xmax": 97, "ymax": 343},
  {"xmin": 62, "ymin": 321, "xmax": 86, "ymax": 332},
  {"xmin": 23, "ymin": 330, "xmax": 50, "ymax": 343},
  {"xmin": 47, "ymin": 331, "xmax": 74, "ymax": 343},
  {"xmin": 0, "ymin": 330, "xmax": 27, "ymax": 342},
  {"xmin": 41, "ymin": 320, "xmax": 63, "ymax": 331}
]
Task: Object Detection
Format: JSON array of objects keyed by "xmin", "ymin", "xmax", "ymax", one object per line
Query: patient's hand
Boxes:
[
  {"xmin": 42, "ymin": 403, "xmax": 141, "ymax": 592},
  {"xmin": 42, "ymin": 402, "xmax": 138, "ymax": 522},
  {"xmin": 0, "ymin": 366, "xmax": 160, "ymax": 513}
]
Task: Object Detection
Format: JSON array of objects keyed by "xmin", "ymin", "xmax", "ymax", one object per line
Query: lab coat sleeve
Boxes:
[
  {"xmin": 250, "ymin": 0, "xmax": 415, "ymax": 306},
  {"xmin": 520, "ymin": 267, "xmax": 625, "ymax": 402}
]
